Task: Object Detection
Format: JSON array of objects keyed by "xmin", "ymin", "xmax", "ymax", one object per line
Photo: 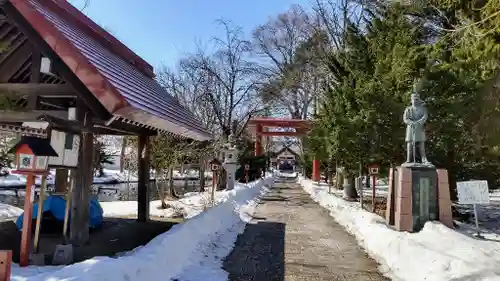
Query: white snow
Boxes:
[
  {"xmin": 0, "ymin": 202, "xmax": 22, "ymax": 221},
  {"xmin": 299, "ymin": 176, "xmax": 500, "ymax": 281},
  {"xmin": 273, "ymin": 170, "xmax": 297, "ymax": 178},
  {"xmin": 10, "ymin": 175, "xmax": 275, "ymax": 281},
  {"xmin": 0, "ymin": 174, "xmax": 26, "ymax": 186},
  {"xmin": 100, "ymin": 186, "xmax": 262, "ymax": 219},
  {"xmin": 0, "ymin": 168, "xmax": 214, "ymax": 189}
]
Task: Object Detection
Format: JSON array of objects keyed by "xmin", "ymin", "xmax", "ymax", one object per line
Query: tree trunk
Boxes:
[
  {"xmin": 199, "ymin": 155, "xmax": 206, "ymax": 192},
  {"xmin": 342, "ymin": 174, "xmax": 358, "ymax": 200},
  {"xmin": 327, "ymin": 160, "xmax": 333, "ymax": 190},
  {"xmin": 54, "ymin": 169, "xmax": 69, "ymax": 193},
  {"xmin": 159, "ymin": 172, "xmax": 167, "ymax": 209},
  {"xmin": 120, "ymin": 137, "xmax": 127, "ymax": 173},
  {"xmin": 217, "ymin": 169, "xmax": 227, "ymax": 191},
  {"xmin": 168, "ymin": 166, "xmax": 180, "ymax": 199}
]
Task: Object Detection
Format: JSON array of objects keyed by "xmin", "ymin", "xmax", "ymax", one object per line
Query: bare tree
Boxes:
[
  {"xmin": 158, "ymin": 66, "xmax": 218, "ymax": 133},
  {"xmin": 172, "ymin": 20, "xmax": 263, "ymax": 139},
  {"xmin": 252, "ymin": 5, "xmax": 327, "ymax": 119}
]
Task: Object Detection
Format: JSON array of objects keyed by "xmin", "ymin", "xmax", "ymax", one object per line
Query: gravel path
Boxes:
[{"xmin": 223, "ymin": 178, "xmax": 390, "ymax": 281}]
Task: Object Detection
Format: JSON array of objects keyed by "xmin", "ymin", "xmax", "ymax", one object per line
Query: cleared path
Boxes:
[{"xmin": 223, "ymin": 178, "xmax": 389, "ymax": 281}]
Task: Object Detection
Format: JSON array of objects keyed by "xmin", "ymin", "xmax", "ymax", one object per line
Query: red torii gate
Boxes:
[{"xmin": 248, "ymin": 117, "xmax": 321, "ymax": 181}]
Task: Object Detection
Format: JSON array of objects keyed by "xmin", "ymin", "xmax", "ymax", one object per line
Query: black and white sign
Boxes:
[{"xmin": 456, "ymin": 180, "xmax": 490, "ymax": 205}]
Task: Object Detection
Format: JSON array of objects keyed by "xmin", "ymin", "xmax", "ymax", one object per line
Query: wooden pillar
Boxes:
[
  {"xmin": 70, "ymin": 107, "xmax": 93, "ymax": 246},
  {"xmin": 137, "ymin": 135, "xmax": 150, "ymax": 222},
  {"xmin": 20, "ymin": 174, "xmax": 35, "ymax": 266},
  {"xmin": 54, "ymin": 169, "xmax": 68, "ymax": 193},
  {"xmin": 255, "ymin": 124, "xmax": 262, "ymax": 156},
  {"xmin": 312, "ymin": 159, "xmax": 320, "ymax": 182}
]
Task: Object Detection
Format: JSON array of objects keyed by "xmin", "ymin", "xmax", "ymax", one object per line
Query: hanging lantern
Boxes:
[{"xmin": 9, "ymin": 136, "xmax": 58, "ymax": 174}]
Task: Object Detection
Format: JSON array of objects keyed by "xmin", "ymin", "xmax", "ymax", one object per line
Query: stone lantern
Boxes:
[{"xmin": 222, "ymin": 135, "xmax": 239, "ymax": 190}]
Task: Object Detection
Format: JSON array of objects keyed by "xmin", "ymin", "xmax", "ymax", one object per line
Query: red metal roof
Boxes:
[{"xmin": 10, "ymin": 0, "xmax": 212, "ymax": 141}]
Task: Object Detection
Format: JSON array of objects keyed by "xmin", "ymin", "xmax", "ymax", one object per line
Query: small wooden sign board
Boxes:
[
  {"xmin": 211, "ymin": 164, "xmax": 220, "ymax": 171},
  {"xmin": 368, "ymin": 166, "xmax": 379, "ymax": 175},
  {"xmin": 209, "ymin": 158, "xmax": 222, "ymax": 172}
]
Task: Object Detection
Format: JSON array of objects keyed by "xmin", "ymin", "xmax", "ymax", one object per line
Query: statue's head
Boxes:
[{"xmin": 410, "ymin": 92, "xmax": 420, "ymax": 106}]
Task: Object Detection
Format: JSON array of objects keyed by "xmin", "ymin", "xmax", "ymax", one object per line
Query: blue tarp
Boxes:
[{"xmin": 16, "ymin": 195, "xmax": 103, "ymax": 230}]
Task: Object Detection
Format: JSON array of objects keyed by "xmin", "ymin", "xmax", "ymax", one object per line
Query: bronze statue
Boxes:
[{"xmin": 402, "ymin": 84, "xmax": 432, "ymax": 167}]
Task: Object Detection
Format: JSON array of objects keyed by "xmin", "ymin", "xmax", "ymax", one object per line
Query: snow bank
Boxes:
[
  {"xmin": 101, "ymin": 188, "xmax": 248, "ymax": 219},
  {"xmin": 299, "ymin": 177, "xmax": 500, "ymax": 281},
  {"xmin": 12, "ymin": 176, "xmax": 274, "ymax": 281},
  {"xmin": 0, "ymin": 203, "xmax": 22, "ymax": 221}
]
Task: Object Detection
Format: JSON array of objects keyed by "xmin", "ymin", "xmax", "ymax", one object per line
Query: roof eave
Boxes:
[{"xmin": 114, "ymin": 107, "xmax": 212, "ymax": 141}]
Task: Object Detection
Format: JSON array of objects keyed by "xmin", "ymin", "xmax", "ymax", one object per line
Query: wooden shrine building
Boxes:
[{"xmin": 0, "ymin": 0, "xmax": 211, "ymax": 245}]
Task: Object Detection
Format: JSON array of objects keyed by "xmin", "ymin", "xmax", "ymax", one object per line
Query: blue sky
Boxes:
[{"xmin": 69, "ymin": 0, "xmax": 312, "ymax": 70}]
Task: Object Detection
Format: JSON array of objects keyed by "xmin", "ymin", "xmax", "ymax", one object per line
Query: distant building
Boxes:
[{"xmin": 270, "ymin": 145, "xmax": 300, "ymax": 170}]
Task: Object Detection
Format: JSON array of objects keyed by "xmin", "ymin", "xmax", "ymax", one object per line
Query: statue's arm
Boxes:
[
  {"xmin": 417, "ymin": 107, "xmax": 428, "ymax": 125},
  {"xmin": 403, "ymin": 108, "xmax": 412, "ymax": 125}
]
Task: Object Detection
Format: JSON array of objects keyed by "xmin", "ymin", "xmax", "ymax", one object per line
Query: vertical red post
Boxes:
[
  {"xmin": 255, "ymin": 124, "xmax": 262, "ymax": 156},
  {"xmin": 312, "ymin": 159, "xmax": 320, "ymax": 182},
  {"xmin": 20, "ymin": 174, "xmax": 35, "ymax": 267},
  {"xmin": 372, "ymin": 175, "xmax": 377, "ymax": 212}
]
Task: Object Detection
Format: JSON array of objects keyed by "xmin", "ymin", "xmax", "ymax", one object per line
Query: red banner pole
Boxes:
[{"xmin": 20, "ymin": 174, "xmax": 35, "ymax": 267}]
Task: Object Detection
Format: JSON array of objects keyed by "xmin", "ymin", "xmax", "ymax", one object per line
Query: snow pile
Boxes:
[
  {"xmin": 12, "ymin": 176, "xmax": 274, "ymax": 281},
  {"xmin": 299, "ymin": 177, "xmax": 500, "ymax": 281},
  {"xmin": 0, "ymin": 174, "xmax": 26, "ymax": 186},
  {"xmin": 102, "ymin": 169, "xmax": 138, "ymax": 182},
  {"xmin": 0, "ymin": 203, "xmax": 22, "ymax": 221},
  {"xmin": 101, "ymin": 188, "xmax": 245, "ymax": 219}
]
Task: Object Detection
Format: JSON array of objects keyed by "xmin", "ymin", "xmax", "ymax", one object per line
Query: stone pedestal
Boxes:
[
  {"xmin": 386, "ymin": 166, "xmax": 453, "ymax": 232},
  {"xmin": 223, "ymin": 163, "xmax": 238, "ymax": 190}
]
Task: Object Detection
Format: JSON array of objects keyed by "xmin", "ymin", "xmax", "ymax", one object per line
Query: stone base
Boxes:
[
  {"xmin": 386, "ymin": 167, "xmax": 453, "ymax": 232},
  {"xmin": 30, "ymin": 253, "xmax": 46, "ymax": 266},
  {"xmin": 52, "ymin": 244, "xmax": 74, "ymax": 265}
]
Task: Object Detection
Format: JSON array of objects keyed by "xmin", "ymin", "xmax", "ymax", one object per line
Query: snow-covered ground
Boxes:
[
  {"xmin": 0, "ymin": 169, "xmax": 214, "ymax": 188},
  {"xmin": 273, "ymin": 170, "xmax": 298, "ymax": 178},
  {"xmin": 101, "ymin": 189, "xmax": 238, "ymax": 219},
  {"xmin": 0, "ymin": 202, "xmax": 22, "ymax": 221},
  {"xmin": 10, "ymin": 175, "xmax": 275, "ymax": 281},
  {"xmin": 299, "ymin": 177, "xmax": 500, "ymax": 281}
]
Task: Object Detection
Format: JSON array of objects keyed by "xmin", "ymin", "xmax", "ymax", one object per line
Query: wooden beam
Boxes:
[
  {"xmin": 0, "ymin": 83, "xmax": 76, "ymax": 97},
  {"xmin": 30, "ymin": 49, "xmax": 41, "ymax": 83},
  {"xmin": 0, "ymin": 110, "xmax": 68, "ymax": 122},
  {"xmin": 28, "ymin": 47, "xmax": 41, "ymax": 109},
  {"xmin": 3, "ymin": 2, "xmax": 111, "ymax": 120},
  {"xmin": 0, "ymin": 41, "xmax": 31, "ymax": 82}
]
